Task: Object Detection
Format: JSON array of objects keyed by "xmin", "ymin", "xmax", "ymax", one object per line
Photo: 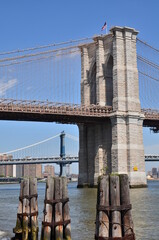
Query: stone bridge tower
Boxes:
[{"xmin": 78, "ymin": 26, "xmax": 147, "ymax": 188}]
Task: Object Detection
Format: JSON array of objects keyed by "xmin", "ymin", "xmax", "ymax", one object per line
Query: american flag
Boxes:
[{"xmin": 101, "ymin": 22, "xmax": 107, "ymax": 31}]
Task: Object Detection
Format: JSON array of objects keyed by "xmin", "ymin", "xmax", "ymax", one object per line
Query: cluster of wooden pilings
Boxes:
[
  {"xmin": 95, "ymin": 174, "xmax": 135, "ymax": 240},
  {"xmin": 41, "ymin": 177, "xmax": 71, "ymax": 240},
  {"xmin": 13, "ymin": 178, "xmax": 38, "ymax": 240},
  {"xmin": 12, "ymin": 177, "xmax": 71, "ymax": 240}
]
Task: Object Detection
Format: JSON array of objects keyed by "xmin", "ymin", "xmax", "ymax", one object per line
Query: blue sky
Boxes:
[{"xmin": 0, "ymin": 0, "xmax": 159, "ymax": 173}]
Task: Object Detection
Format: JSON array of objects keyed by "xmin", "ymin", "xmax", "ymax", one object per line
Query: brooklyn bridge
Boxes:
[{"xmin": 0, "ymin": 26, "xmax": 159, "ymax": 187}]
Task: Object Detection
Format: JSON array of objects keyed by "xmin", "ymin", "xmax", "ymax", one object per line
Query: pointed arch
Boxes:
[
  {"xmin": 90, "ymin": 61, "xmax": 96, "ymax": 104},
  {"xmin": 105, "ymin": 54, "xmax": 113, "ymax": 106}
]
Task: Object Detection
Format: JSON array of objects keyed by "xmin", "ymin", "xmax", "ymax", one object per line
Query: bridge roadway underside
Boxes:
[
  {"xmin": 0, "ymin": 110, "xmax": 111, "ymax": 124},
  {"xmin": 143, "ymin": 119, "xmax": 159, "ymax": 130},
  {"xmin": 0, "ymin": 110, "xmax": 159, "ymax": 128}
]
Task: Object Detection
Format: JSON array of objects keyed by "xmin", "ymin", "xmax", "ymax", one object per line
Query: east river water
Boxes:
[{"xmin": 0, "ymin": 180, "xmax": 159, "ymax": 240}]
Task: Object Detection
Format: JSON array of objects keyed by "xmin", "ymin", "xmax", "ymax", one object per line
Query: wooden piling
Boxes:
[
  {"xmin": 30, "ymin": 178, "xmax": 38, "ymax": 240},
  {"xmin": 110, "ymin": 175, "xmax": 122, "ymax": 237},
  {"xmin": 13, "ymin": 181, "xmax": 23, "ymax": 239},
  {"xmin": 22, "ymin": 178, "xmax": 30, "ymax": 240},
  {"xmin": 13, "ymin": 178, "xmax": 39, "ymax": 240},
  {"xmin": 54, "ymin": 177, "xmax": 63, "ymax": 240},
  {"xmin": 43, "ymin": 177, "xmax": 54, "ymax": 240},
  {"xmin": 95, "ymin": 175, "xmax": 109, "ymax": 238},
  {"xmin": 62, "ymin": 177, "xmax": 71, "ymax": 240},
  {"xmin": 41, "ymin": 183, "xmax": 47, "ymax": 240},
  {"xmin": 120, "ymin": 174, "xmax": 134, "ymax": 236}
]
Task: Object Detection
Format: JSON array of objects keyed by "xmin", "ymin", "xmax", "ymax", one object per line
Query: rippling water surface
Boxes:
[{"xmin": 0, "ymin": 180, "xmax": 159, "ymax": 240}]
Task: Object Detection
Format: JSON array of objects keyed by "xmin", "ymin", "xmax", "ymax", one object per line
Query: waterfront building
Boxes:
[
  {"xmin": 23, "ymin": 164, "xmax": 42, "ymax": 178},
  {"xmin": 0, "ymin": 165, "xmax": 6, "ymax": 177},
  {"xmin": 15, "ymin": 156, "xmax": 42, "ymax": 178},
  {"xmin": 0, "ymin": 154, "xmax": 14, "ymax": 177},
  {"xmin": 16, "ymin": 165, "xmax": 23, "ymax": 178},
  {"xmin": 43, "ymin": 165, "xmax": 55, "ymax": 178}
]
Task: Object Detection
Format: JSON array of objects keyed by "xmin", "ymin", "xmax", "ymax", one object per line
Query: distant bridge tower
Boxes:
[
  {"xmin": 60, "ymin": 131, "xmax": 66, "ymax": 177},
  {"xmin": 78, "ymin": 26, "xmax": 147, "ymax": 188}
]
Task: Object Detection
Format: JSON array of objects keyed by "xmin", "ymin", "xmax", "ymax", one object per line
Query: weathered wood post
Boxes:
[
  {"xmin": 44, "ymin": 177, "xmax": 54, "ymax": 240},
  {"xmin": 95, "ymin": 175, "xmax": 109, "ymax": 238},
  {"xmin": 41, "ymin": 184, "xmax": 47, "ymax": 240},
  {"xmin": 110, "ymin": 175, "xmax": 122, "ymax": 237},
  {"xmin": 62, "ymin": 177, "xmax": 71, "ymax": 240},
  {"xmin": 22, "ymin": 178, "xmax": 30, "ymax": 240},
  {"xmin": 13, "ymin": 181, "xmax": 23, "ymax": 238},
  {"xmin": 55, "ymin": 178, "xmax": 63, "ymax": 240},
  {"xmin": 120, "ymin": 174, "xmax": 134, "ymax": 237},
  {"xmin": 30, "ymin": 178, "xmax": 38, "ymax": 240}
]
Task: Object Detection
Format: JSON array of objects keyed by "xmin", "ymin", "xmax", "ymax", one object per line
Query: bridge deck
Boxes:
[
  {"xmin": 0, "ymin": 99, "xmax": 159, "ymax": 126},
  {"xmin": 0, "ymin": 99, "xmax": 111, "ymax": 123}
]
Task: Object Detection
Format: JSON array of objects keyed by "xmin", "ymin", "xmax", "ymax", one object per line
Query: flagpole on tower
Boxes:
[{"xmin": 101, "ymin": 21, "xmax": 107, "ymax": 35}]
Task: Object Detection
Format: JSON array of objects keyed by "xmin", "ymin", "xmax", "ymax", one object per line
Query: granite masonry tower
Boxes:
[{"xmin": 78, "ymin": 26, "xmax": 147, "ymax": 188}]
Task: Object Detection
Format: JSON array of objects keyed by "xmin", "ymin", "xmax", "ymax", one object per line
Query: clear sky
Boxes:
[{"xmin": 0, "ymin": 0, "xmax": 159, "ymax": 173}]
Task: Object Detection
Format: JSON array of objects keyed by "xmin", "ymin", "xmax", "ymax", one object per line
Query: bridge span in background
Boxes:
[{"xmin": 0, "ymin": 155, "xmax": 159, "ymax": 165}]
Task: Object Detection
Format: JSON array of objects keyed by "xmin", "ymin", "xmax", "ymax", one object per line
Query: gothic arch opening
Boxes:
[
  {"xmin": 90, "ymin": 62, "xmax": 96, "ymax": 104},
  {"xmin": 105, "ymin": 55, "xmax": 113, "ymax": 106}
]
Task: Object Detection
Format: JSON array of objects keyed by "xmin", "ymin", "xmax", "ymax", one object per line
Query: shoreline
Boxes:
[
  {"xmin": 0, "ymin": 177, "xmax": 158, "ymax": 184},
  {"xmin": 0, "ymin": 177, "xmax": 21, "ymax": 184},
  {"xmin": 0, "ymin": 178, "xmax": 78, "ymax": 185},
  {"xmin": 147, "ymin": 178, "xmax": 159, "ymax": 181}
]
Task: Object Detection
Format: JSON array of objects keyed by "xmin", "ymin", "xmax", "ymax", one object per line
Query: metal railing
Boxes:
[
  {"xmin": 1, "ymin": 99, "xmax": 159, "ymax": 122},
  {"xmin": 0, "ymin": 99, "xmax": 112, "ymax": 117}
]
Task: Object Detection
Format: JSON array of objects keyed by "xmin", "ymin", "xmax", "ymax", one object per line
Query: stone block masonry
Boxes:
[{"xmin": 78, "ymin": 26, "xmax": 147, "ymax": 188}]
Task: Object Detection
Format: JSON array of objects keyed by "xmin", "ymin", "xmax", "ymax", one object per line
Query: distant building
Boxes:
[
  {"xmin": 0, "ymin": 154, "xmax": 14, "ymax": 177},
  {"xmin": 43, "ymin": 165, "xmax": 55, "ymax": 178},
  {"xmin": 0, "ymin": 165, "xmax": 6, "ymax": 177},
  {"xmin": 152, "ymin": 168, "xmax": 158, "ymax": 179},
  {"xmin": 66, "ymin": 164, "xmax": 71, "ymax": 177},
  {"xmin": 0, "ymin": 154, "xmax": 42, "ymax": 178},
  {"xmin": 23, "ymin": 164, "xmax": 42, "ymax": 178},
  {"xmin": 16, "ymin": 165, "xmax": 23, "ymax": 178}
]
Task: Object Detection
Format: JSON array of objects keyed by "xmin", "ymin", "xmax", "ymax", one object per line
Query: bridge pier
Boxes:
[
  {"xmin": 111, "ymin": 113, "xmax": 146, "ymax": 187},
  {"xmin": 78, "ymin": 122, "xmax": 112, "ymax": 187},
  {"xmin": 78, "ymin": 26, "xmax": 147, "ymax": 188}
]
